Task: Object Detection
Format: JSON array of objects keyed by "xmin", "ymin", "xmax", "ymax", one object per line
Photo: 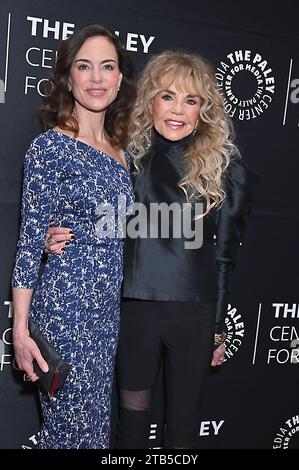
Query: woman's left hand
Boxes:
[{"xmin": 211, "ymin": 343, "xmax": 225, "ymax": 367}]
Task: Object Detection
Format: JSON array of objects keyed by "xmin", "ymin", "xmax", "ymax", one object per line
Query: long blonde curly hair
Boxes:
[{"xmin": 128, "ymin": 50, "xmax": 240, "ymax": 216}]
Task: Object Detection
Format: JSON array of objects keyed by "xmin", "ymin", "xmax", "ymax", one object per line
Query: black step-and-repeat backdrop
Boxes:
[{"xmin": 0, "ymin": 0, "xmax": 298, "ymax": 449}]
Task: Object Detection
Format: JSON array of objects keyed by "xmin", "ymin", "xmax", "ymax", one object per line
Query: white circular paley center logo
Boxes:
[
  {"xmin": 273, "ymin": 415, "xmax": 299, "ymax": 449},
  {"xmin": 223, "ymin": 304, "xmax": 245, "ymax": 362},
  {"xmin": 215, "ymin": 50, "xmax": 275, "ymax": 121}
]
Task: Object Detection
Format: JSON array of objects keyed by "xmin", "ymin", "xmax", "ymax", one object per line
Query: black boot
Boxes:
[
  {"xmin": 164, "ymin": 427, "xmax": 200, "ymax": 449},
  {"xmin": 116, "ymin": 407, "xmax": 150, "ymax": 449}
]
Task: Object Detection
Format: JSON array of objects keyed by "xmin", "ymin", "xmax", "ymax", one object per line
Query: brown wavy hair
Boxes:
[
  {"xmin": 128, "ymin": 50, "xmax": 240, "ymax": 216},
  {"xmin": 40, "ymin": 24, "xmax": 136, "ymax": 148}
]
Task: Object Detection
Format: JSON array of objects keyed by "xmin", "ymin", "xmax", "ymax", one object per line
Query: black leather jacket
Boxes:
[{"xmin": 122, "ymin": 131, "xmax": 259, "ymax": 333}]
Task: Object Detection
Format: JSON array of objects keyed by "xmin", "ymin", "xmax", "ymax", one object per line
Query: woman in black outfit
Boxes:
[
  {"xmin": 46, "ymin": 50, "xmax": 259, "ymax": 449},
  {"xmin": 116, "ymin": 50, "xmax": 259, "ymax": 449}
]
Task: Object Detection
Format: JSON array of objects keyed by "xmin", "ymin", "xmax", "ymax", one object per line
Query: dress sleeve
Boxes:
[
  {"xmin": 11, "ymin": 136, "xmax": 59, "ymax": 289},
  {"xmin": 215, "ymin": 158, "xmax": 260, "ymax": 333}
]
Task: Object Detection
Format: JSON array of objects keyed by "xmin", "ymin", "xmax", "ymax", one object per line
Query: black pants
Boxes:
[{"xmin": 116, "ymin": 300, "xmax": 215, "ymax": 449}]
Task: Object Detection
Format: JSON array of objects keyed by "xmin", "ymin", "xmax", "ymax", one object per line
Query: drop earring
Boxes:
[
  {"xmin": 193, "ymin": 120, "xmax": 199, "ymax": 136},
  {"xmin": 145, "ymin": 128, "xmax": 152, "ymax": 150}
]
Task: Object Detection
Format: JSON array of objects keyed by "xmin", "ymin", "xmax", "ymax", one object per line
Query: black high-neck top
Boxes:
[{"xmin": 122, "ymin": 131, "xmax": 259, "ymax": 332}]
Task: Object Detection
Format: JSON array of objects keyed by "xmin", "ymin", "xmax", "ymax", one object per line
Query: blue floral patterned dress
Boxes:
[{"xmin": 12, "ymin": 129, "xmax": 134, "ymax": 448}]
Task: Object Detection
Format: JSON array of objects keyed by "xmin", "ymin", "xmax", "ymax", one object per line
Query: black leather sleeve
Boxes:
[{"xmin": 215, "ymin": 158, "xmax": 260, "ymax": 334}]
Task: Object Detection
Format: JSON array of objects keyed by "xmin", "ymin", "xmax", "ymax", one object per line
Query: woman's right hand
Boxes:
[
  {"xmin": 13, "ymin": 328, "xmax": 49, "ymax": 382},
  {"xmin": 45, "ymin": 222, "xmax": 74, "ymax": 255}
]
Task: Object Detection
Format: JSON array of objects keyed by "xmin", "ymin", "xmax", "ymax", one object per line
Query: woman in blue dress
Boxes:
[{"xmin": 11, "ymin": 24, "xmax": 135, "ymax": 449}]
